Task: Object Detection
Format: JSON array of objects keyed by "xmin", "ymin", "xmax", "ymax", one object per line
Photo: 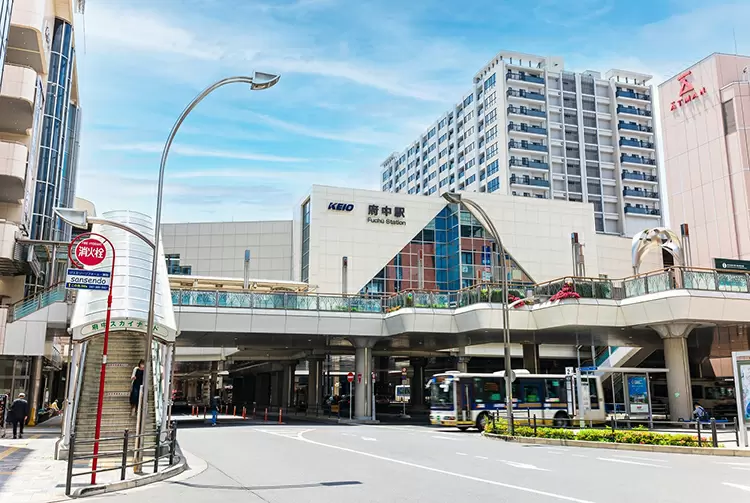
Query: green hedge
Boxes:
[{"xmin": 485, "ymin": 419, "xmax": 710, "ymax": 447}]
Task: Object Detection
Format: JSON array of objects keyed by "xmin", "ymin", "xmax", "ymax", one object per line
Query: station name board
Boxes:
[{"xmin": 367, "ymin": 204, "xmax": 406, "ymax": 226}]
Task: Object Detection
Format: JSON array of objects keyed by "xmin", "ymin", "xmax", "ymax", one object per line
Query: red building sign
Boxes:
[{"xmin": 671, "ymin": 70, "xmax": 706, "ymax": 111}]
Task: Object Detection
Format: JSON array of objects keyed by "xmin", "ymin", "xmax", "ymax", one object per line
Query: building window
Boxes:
[
  {"xmin": 484, "ymin": 73, "xmax": 496, "ymax": 90},
  {"xmin": 487, "ymin": 177, "xmax": 500, "ymax": 193},
  {"xmin": 722, "ymin": 99, "xmax": 737, "ymax": 134},
  {"xmin": 486, "ymin": 160, "xmax": 499, "ymax": 176},
  {"xmin": 301, "ymin": 199, "xmax": 311, "ymax": 283}
]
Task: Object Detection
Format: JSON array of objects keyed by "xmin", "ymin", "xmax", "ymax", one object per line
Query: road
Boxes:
[{"xmin": 86, "ymin": 422, "xmax": 750, "ymax": 503}]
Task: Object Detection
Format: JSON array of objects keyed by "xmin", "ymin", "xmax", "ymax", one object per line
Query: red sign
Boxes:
[
  {"xmin": 75, "ymin": 239, "xmax": 107, "ymax": 267},
  {"xmin": 347, "ymin": 372, "xmax": 354, "ymax": 383},
  {"xmin": 357, "ymin": 373, "xmax": 362, "ymax": 384},
  {"xmin": 671, "ymin": 70, "xmax": 707, "ymax": 111}
]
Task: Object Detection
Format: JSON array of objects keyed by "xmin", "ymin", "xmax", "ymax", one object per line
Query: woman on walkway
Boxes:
[{"xmin": 130, "ymin": 359, "xmax": 145, "ymax": 417}]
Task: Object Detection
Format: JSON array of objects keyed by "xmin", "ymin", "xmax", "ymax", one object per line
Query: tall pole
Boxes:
[
  {"xmin": 135, "ymin": 74, "xmax": 280, "ymax": 464},
  {"xmin": 68, "ymin": 232, "xmax": 115, "ymax": 485}
]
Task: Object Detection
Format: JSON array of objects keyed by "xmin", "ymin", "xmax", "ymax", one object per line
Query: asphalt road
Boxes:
[{"xmin": 85, "ymin": 422, "xmax": 750, "ymax": 503}]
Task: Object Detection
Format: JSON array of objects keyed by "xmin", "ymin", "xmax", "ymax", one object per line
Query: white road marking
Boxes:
[
  {"xmin": 597, "ymin": 457, "xmax": 667, "ymax": 468},
  {"xmin": 456, "ymin": 452, "xmax": 468, "ymax": 456},
  {"xmin": 432, "ymin": 435, "xmax": 460, "ymax": 441},
  {"xmin": 341, "ymin": 433, "xmax": 356, "ymax": 437},
  {"xmin": 732, "ymin": 466, "xmax": 750, "ymax": 471},
  {"xmin": 546, "ymin": 447, "xmax": 568, "ymax": 452},
  {"xmin": 572, "ymin": 454, "xmax": 587, "ymax": 458},
  {"xmin": 361, "ymin": 437, "xmax": 377, "ymax": 442},
  {"xmin": 723, "ymin": 482, "xmax": 750, "ymax": 492},
  {"xmin": 715, "ymin": 461, "xmax": 750, "ymax": 466},
  {"xmin": 475, "ymin": 456, "xmax": 489, "ymax": 460},
  {"xmin": 503, "ymin": 460, "xmax": 550, "ymax": 471},
  {"xmin": 258, "ymin": 429, "xmax": 599, "ymax": 503},
  {"xmin": 612, "ymin": 455, "xmax": 668, "ymax": 463}
]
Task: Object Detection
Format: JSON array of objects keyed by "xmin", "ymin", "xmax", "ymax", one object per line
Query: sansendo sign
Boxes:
[{"xmin": 65, "ymin": 269, "xmax": 111, "ymax": 291}]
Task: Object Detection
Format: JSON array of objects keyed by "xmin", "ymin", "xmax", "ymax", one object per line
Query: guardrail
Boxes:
[
  {"xmin": 65, "ymin": 424, "xmax": 177, "ymax": 496},
  {"xmin": 7, "ymin": 283, "xmax": 68, "ymax": 322}
]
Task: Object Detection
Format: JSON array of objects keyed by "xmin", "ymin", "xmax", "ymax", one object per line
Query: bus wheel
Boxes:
[
  {"xmin": 553, "ymin": 412, "xmax": 570, "ymax": 428},
  {"xmin": 457, "ymin": 426, "xmax": 470, "ymax": 432},
  {"xmin": 476, "ymin": 412, "xmax": 489, "ymax": 431}
]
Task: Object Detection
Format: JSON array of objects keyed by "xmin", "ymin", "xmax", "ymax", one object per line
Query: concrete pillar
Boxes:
[
  {"xmin": 270, "ymin": 371, "xmax": 281, "ymax": 407},
  {"xmin": 354, "ymin": 346, "xmax": 373, "ymax": 419},
  {"xmin": 652, "ymin": 323, "xmax": 696, "ymax": 422},
  {"xmin": 457, "ymin": 356, "xmax": 471, "ymax": 374},
  {"xmin": 209, "ymin": 360, "xmax": 218, "ymax": 399},
  {"xmin": 410, "ymin": 357, "xmax": 427, "ymax": 410},
  {"xmin": 522, "ymin": 343, "xmax": 540, "ymax": 374},
  {"xmin": 377, "ymin": 356, "xmax": 390, "ymax": 395},
  {"xmin": 27, "ymin": 356, "xmax": 43, "ymax": 426},
  {"xmin": 307, "ymin": 358, "xmax": 323, "ymax": 412},
  {"xmin": 281, "ymin": 361, "xmax": 296, "ymax": 408}
]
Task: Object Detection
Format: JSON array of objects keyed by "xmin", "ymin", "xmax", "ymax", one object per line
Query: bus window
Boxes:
[
  {"xmin": 473, "ymin": 377, "xmax": 502, "ymax": 403},
  {"xmin": 521, "ymin": 380, "xmax": 543, "ymax": 403},
  {"xmin": 545, "ymin": 379, "xmax": 564, "ymax": 403}
]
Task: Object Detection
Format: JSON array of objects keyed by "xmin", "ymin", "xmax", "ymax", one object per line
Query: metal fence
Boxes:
[{"xmin": 65, "ymin": 423, "xmax": 177, "ymax": 496}]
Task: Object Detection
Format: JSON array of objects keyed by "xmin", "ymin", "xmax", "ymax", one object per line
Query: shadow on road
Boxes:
[{"xmin": 171, "ymin": 480, "xmax": 362, "ymax": 491}]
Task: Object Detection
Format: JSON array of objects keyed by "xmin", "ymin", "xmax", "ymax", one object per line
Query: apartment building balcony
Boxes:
[
  {"xmin": 616, "ymin": 89, "xmax": 651, "ymax": 102},
  {"xmin": 619, "ymin": 138, "xmax": 655, "ymax": 150},
  {"xmin": 0, "ymin": 220, "xmax": 28, "ymax": 276},
  {"xmin": 0, "ymin": 65, "xmax": 37, "ymax": 135},
  {"xmin": 506, "ymin": 72, "xmax": 545, "ymax": 86},
  {"xmin": 507, "ymin": 89, "xmax": 545, "ymax": 102},
  {"xmin": 510, "ymin": 175, "xmax": 549, "ymax": 188},
  {"xmin": 507, "ymin": 105, "xmax": 546, "ymax": 119},
  {"xmin": 622, "ymin": 171, "xmax": 658, "ymax": 183},
  {"xmin": 621, "ymin": 154, "xmax": 656, "ymax": 166},
  {"xmin": 7, "ymin": 4, "xmax": 48, "ymax": 75},
  {"xmin": 618, "ymin": 122, "xmax": 653, "ymax": 136},
  {"xmin": 0, "ymin": 141, "xmax": 28, "ymax": 203},
  {"xmin": 508, "ymin": 140, "xmax": 547, "ymax": 153},
  {"xmin": 508, "ymin": 123, "xmax": 547, "ymax": 137},
  {"xmin": 624, "ymin": 205, "xmax": 661, "ymax": 217},
  {"xmin": 509, "ymin": 158, "xmax": 549, "ymax": 171},
  {"xmin": 623, "ymin": 188, "xmax": 659, "ymax": 199},
  {"xmin": 617, "ymin": 105, "xmax": 652, "ymax": 118}
]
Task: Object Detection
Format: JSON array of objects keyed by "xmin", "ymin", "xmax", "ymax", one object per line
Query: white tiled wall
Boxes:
[{"xmin": 161, "ymin": 221, "xmax": 293, "ymax": 280}]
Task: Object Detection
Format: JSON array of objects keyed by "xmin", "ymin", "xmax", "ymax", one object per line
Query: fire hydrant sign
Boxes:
[
  {"xmin": 74, "ymin": 238, "xmax": 107, "ymax": 267},
  {"xmin": 65, "ymin": 269, "xmax": 111, "ymax": 291}
]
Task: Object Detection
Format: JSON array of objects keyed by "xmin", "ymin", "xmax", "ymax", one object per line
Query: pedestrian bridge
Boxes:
[{"xmin": 170, "ymin": 267, "xmax": 750, "ymax": 349}]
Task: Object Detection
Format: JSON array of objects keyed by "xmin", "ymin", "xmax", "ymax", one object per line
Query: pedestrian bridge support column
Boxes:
[
  {"xmin": 522, "ymin": 343, "xmax": 540, "ymax": 374},
  {"xmin": 457, "ymin": 356, "xmax": 471, "ymax": 374},
  {"xmin": 282, "ymin": 361, "xmax": 297, "ymax": 409},
  {"xmin": 410, "ymin": 357, "xmax": 427, "ymax": 410},
  {"xmin": 651, "ymin": 323, "xmax": 698, "ymax": 422},
  {"xmin": 351, "ymin": 337, "xmax": 375, "ymax": 420},
  {"xmin": 307, "ymin": 357, "xmax": 324, "ymax": 413}
]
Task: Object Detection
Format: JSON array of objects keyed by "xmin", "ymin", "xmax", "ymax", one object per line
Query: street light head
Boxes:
[
  {"xmin": 250, "ymin": 71, "xmax": 280, "ymax": 90},
  {"xmin": 442, "ymin": 192, "xmax": 462, "ymax": 204},
  {"xmin": 54, "ymin": 207, "xmax": 89, "ymax": 229}
]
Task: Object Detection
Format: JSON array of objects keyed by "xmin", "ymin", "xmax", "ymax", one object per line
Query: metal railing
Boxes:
[
  {"xmin": 7, "ymin": 283, "xmax": 68, "ymax": 322},
  {"xmin": 65, "ymin": 424, "xmax": 177, "ymax": 496}
]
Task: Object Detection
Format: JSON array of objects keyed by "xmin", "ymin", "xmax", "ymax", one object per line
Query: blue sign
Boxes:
[
  {"xmin": 65, "ymin": 269, "xmax": 111, "ymax": 291},
  {"xmin": 627, "ymin": 376, "xmax": 648, "ymax": 396},
  {"xmin": 481, "ymin": 245, "xmax": 491, "ymax": 266},
  {"xmin": 580, "ymin": 366, "xmax": 597, "ymax": 372}
]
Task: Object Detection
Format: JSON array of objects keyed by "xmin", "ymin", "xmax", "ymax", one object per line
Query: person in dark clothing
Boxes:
[
  {"xmin": 130, "ymin": 360, "xmax": 145, "ymax": 417},
  {"xmin": 8, "ymin": 393, "xmax": 29, "ymax": 439},
  {"xmin": 210, "ymin": 395, "xmax": 220, "ymax": 426}
]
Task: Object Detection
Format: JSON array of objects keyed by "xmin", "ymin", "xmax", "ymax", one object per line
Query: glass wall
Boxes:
[
  {"xmin": 362, "ymin": 203, "xmax": 534, "ymax": 295},
  {"xmin": 0, "ymin": 357, "xmax": 31, "ymax": 401},
  {"xmin": 301, "ymin": 199, "xmax": 311, "ymax": 283},
  {"xmin": 0, "ymin": 0, "xmax": 12, "ymax": 86}
]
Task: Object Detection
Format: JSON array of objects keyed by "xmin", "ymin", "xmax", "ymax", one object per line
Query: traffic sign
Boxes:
[
  {"xmin": 565, "ymin": 367, "xmax": 575, "ymax": 376},
  {"xmin": 347, "ymin": 372, "xmax": 354, "ymax": 383},
  {"xmin": 65, "ymin": 268, "xmax": 111, "ymax": 291},
  {"xmin": 357, "ymin": 373, "xmax": 362, "ymax": 384},
  {"xmin": 580, "ymin": 366, "xmax": 597, "ymax": 372},
  {"xmin": 74, "ymin": 238, "xmax": 107, "ymax": 267}
]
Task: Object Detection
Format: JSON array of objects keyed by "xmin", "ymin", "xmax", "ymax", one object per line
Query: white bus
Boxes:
[{"xmin": 428, "ymin": 370, "xmax": 606, "ymax": 431}]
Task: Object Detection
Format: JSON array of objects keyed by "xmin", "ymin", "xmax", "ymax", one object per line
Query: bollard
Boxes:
[
  {"xmin": 121, "ymin": 430, "xmax": 129, "ymax": 481},
  {"xmin": 154, "ymin": 426, "xmax": 161, "ymax": 474},
  {"xmin": 264, "ymin": 408, "xmax": 268, "ymax": 422},
  {"xmin": 710, "ymin": 418, "xmax": 718, "ymax": 448},
  {"xmin": 233, "ymin": 405, "xmax": 237, "ymax": 416},
  {"xmin": 279, "ymin": 408, "xmax": 283, "ymax": 424},
  {"xmin": 242, "ymin": 407, "xmax": 247, "ymax": 419},
  {"xmin": 697, "ymin": 420, "xmax": 702, "ymax": 447},
  {"xmin": 533, "ymin": 416, "xmax": 537, "ymax": 436},
  {"xmin": 65, "ymin": 433, "xmax": 76, "ymax": 496},
  {"xmin": 203, "ymin": 406, "xmax": 206, "ymax": 419}
]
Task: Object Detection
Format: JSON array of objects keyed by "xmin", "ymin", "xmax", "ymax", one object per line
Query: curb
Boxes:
[
  {"xmin": 482, "ymin": 432, "xmax": 750, "ymax": 457},
  {"xmin": 71, "ymin": 451, "xmax": 188, "ymax": 498}
]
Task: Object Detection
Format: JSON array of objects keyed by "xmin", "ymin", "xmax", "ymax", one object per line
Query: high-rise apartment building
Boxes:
[
  {"xmin": 659, "ymin": 52, "xmax": 750, "ymax": 267},
  {"xmin": 380, "ymin": 51, "xmax": 663, "ymax": 236}
]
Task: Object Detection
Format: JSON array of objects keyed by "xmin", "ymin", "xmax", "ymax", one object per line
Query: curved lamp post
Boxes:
[
  {"xmin": 138, "ymin": 72, "xmax": 281, "ymax": 466},
  {"xmin": 442, "ymin": 192, "xmax": 515, "ymax": 433}
]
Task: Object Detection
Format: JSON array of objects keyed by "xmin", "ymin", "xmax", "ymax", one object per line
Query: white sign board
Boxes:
[{"xmin": 65, "ymin": 269, "xmax": 111, "ymax": 291}]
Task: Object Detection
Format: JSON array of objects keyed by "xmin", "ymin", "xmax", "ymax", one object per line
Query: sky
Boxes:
[{"xmin": 73, "ymin": 0, "xmax": 750, "ymax": 224}]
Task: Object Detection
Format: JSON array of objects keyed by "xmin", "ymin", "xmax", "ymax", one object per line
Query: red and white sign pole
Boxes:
[
  {"xmin": 68, "ymin": 233, "xmax": 114, "ymax": 485},
  {"xmin": 347, "ymin": 372, "xmax": 354, "ymax": 420}
]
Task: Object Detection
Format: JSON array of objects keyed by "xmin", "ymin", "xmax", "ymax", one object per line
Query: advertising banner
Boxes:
[{"xmin": 627, "ymin": 375, "xmax": 650, "ymax": 414}]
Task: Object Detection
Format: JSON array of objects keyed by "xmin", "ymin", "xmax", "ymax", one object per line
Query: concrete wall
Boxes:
[{"xmin": 162, "ymin": 221, "xmax": 293, "ymax": 280}]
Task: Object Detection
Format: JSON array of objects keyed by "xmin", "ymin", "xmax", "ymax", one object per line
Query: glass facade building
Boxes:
[
  {"xmin": 300, "ymin": 199, "xmax": 311, "ymax": 283},
  {"xmin": 0, "ymin": 0, "xmax": 11, "ymax": 85},
  {"xmin": 362, "ymin": 203, "xmax": 533, "ymax": 295}
]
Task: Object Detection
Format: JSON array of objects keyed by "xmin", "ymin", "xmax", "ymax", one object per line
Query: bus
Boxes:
[{"xmin": 428, "ymin": 370, "xmax": 606, "ymax": 431}]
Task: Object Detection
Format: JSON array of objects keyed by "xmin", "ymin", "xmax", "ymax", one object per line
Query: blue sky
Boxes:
[{"xmin": 74, "ymin": 0, "xmax": 749, "ymax": 223}]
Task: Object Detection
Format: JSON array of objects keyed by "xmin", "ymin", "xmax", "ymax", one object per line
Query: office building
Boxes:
[
  {"xmin": 659, "ymin": 52, "xmax": 750, "ymax": 268},
  {"xmin": 380, "ymin": 50, "xmax": 663, "ymax": 237}
]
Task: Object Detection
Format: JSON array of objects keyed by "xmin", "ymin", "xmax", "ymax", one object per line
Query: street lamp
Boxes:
[
  {"xmin": 55, "ymin": 208, "xmax": 156, "ymax": 250},
  {"xmin": 138, "ymin": 71, "xmax": 281, "ymax": 462},
  {"xmin": 442, "ymin": 192, "xmax": 515, "ymax": 433}
]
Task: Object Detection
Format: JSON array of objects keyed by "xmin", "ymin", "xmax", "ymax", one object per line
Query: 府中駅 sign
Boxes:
[{"xmin": 366, "ymin": 204, "xmax": 406, "ymax": 226}]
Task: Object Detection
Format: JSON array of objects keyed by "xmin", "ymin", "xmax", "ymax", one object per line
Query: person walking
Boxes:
[
  {"xmin": 8, "ymin": 392, "xmax": 29, "ymax": 439},
  {"xmin": 210, "ymin": 395, "xmax": 219, "ymax": 426},
  {"xmin": 130, "ymin": 360, "xmax": 145, "ymax": 417}
]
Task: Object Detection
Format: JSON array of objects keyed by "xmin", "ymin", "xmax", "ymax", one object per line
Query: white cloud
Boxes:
[{"xmin": 99, "ymin": 143, "xmax": 308, "ymax": 163}]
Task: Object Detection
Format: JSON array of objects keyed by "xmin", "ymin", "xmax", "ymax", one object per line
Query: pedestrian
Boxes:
[
  {"xmin": 130, "ymin": 360, "xmax": 145, "ymax": 417},
  {"xmin": 693, "ymin": 402, "xmax": 708, "ymax": 422},
  {"xmin": 8, "ymin": 392, "xmax": 29, "ymax": 439},
  {"xmin": 211, "ymin": 395, "xmax": 219, "ymax": 426}
]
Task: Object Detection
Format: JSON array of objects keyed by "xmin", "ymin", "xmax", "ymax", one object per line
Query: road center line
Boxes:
[
  {"xmin": 475, "ymin": 456, "xmax": 489, "ymax": 460},
  {"xmin": 456, "ymin": 452, "xmax": 468, "ymax": 456},
  {"xmin": 732, "ymin": 466, "xmax": 750, "ymax": 471},
  {"xmin": 597, "ymin": 457, "xmax": 667, "ymax": 468},
  {"xmin": 259, "ymin": 429, "xmax": 599, "ymax": 503},
  {"xmin": 723, "ymin": 482, "xmax": 750, "ymax": 492},
  {"xmin": 432, "ymin": 435, "xmax": 460, "ymax": 441},
  {"xmin": 612, "ymin": 455, "xmax": 668, "ymax": 463}
]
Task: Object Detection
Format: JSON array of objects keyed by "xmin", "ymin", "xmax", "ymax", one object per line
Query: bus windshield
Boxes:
[{"xmin": 430, "ymin": 376, "xmax": 454, "ymax": 409}]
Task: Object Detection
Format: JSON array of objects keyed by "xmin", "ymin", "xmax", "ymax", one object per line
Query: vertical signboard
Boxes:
[
  {"xmin": 626, "ymin": 375, "xmax": 650, "ymax": 414},
  {"xmin": 22, "ymin": 77, "xmax": 45, "ymax": 232},
  {"xmin": 733, "ymin": 351, "xmax": 750, "ymax": 447}
]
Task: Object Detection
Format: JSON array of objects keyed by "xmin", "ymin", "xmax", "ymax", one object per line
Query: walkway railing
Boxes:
[
  {"xmin": 171, "ymin": 267, "xmax": 750, "ymax": 313},
  {"xmin": 7, "ymin": 283, "xmax": 68, "ymax": 322}
]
